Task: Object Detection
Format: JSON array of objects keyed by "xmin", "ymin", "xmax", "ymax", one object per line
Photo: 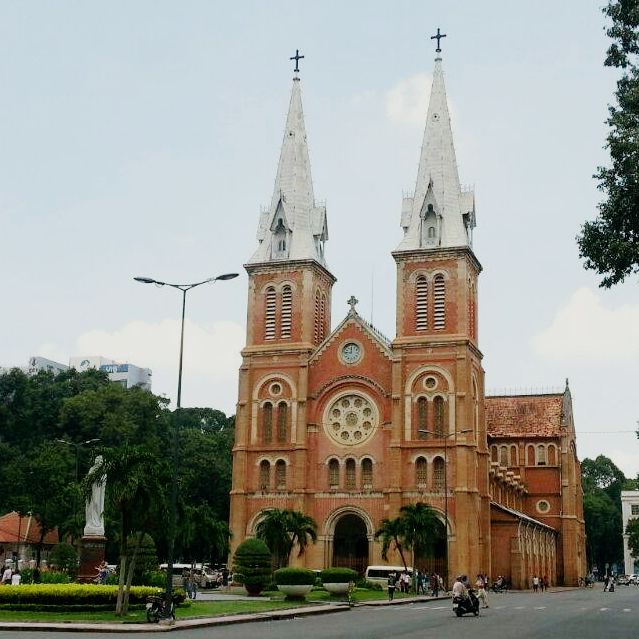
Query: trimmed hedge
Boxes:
[
  {"xmin": 0, "ymin": 584, "xmax": 159, "ymax": 606},
  {"xmin": 233, "ymin": 538, "xmax": 272, "ymax": 596},
  {"xmin": 320, "ymin": 568, "xmax": 358, "ymax": 583},
  {"xmin": 273, "ymin": 568, "xmax": 316, "ymax": 586}
]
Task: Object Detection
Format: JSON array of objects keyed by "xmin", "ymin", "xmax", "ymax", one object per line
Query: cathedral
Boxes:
[{"xmin": 229, "ymin": 43, "xmax": 586, "ymax": 587}]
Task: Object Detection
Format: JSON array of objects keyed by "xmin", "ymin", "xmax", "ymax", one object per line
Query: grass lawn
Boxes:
[{"xmin": 0, "ymin": 587, "xmax": 411, "ymax": 623}]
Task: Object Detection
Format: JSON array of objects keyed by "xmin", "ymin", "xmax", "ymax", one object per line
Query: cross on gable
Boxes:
[
  {"xmin": 347, "ymin": 295, "xmax": 359, "ymax": 313},
  {"xmin": 290, "ymin": 49, "xmax": 305, "ymax": 73},
  {"xmin": 430, "ymin": 27, "xmax": 447, "ymax": 53}
]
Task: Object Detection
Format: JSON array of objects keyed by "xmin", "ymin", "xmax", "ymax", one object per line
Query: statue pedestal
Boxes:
[{"xmin": 78, "ymin": 536, "xmax": 107, "ymax": 583}]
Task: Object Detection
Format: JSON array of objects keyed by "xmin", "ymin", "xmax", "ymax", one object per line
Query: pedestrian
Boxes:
[
  {"xmin": 387, "ymin": 571, "xmax": 397, "ymax": 601},
  {"xmin": 430, "ymin": 572, "xmax": 440, "ymax": 597},
  {"xmin": 189, "ymin": 570, "xmax": 197, "ymax": 600},
  {"xmin": 1, "ymin": 565, "xmax": 12, "ymax": 585},
  {"xmin": 532, "ymin": 575, "xmax": 539, "ymax": 593},
  {"xmin": 476, "ymin": 573, "xmax": 489, "ymax": 608},
  {"xmin": 603, "ymin": 574, "xmax": 609, "ymax": 592},
  {"xmin": 401, "ymin": 571, "xmax": 410, "ymax": 593},
  {"xmin": 183, "ymin": 569, "xmax": 193, "ymax": 600},
  {"xmin": 10, "ymin": 570, "xmax": 21, "ymax": 586}
]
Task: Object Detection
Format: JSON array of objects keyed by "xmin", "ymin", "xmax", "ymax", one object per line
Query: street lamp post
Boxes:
[
  {"xmin": 56, "ymin": 438, "xmax": 101, "ymax": 535},
  {"xmin": 418, "ymin": 427, "xmax": 473, "ymax": 590},
  {"xmin": 134, "ymin": 272, "xmax": 238, "ymax": 598}
]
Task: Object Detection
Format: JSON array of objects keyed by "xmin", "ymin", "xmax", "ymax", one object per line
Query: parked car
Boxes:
[{"xmin": 628, "ymin": 574, "xmax": 638, "ymax": 585}]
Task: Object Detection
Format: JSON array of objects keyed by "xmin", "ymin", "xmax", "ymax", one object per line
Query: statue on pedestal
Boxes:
[{"xmin": 84, "ymin": 455, "xmax": 106, "ymax": 537}]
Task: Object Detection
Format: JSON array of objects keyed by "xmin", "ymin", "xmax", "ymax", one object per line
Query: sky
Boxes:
[{"xmin": 1, "ymin": 1, "xmax": 637, "ymax": 476}]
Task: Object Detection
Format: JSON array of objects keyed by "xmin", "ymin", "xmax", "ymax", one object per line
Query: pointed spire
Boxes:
[
  {"xmin": 250, "ymin": 58, "xmax": 328, "ymax": 267},
  {"xmin": 397, "ymin": 44, "xmax": 476, "ymax": 252}
]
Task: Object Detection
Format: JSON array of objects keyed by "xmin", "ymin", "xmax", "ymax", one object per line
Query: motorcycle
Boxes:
[
  {"xmin": 452, "ymin": 589, "xmax": 480, "ymax": 617},
  {"xmin": 146, "ymin": 593, "xmax": 179, "ymax": 623},
  {"xmin": 491, "ymin": 579, "xmax": 509, "ymax": 592}
]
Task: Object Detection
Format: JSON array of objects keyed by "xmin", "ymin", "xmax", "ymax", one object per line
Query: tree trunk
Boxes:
[
  {"xmin": 115, "ymin": 554, "xmax": 128, "ymax": 616},
  {"xmin": 122, "ymin": 531, "xmax": 143, "ymax": 615}
]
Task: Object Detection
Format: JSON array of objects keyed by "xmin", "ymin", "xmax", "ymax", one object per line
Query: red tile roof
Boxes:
[
  {"xmin": 0, "ymin": 512, "xmax": 59, "ymax": 545},
  {"xmin": 486, "ymin": 394, "xmax": 563, "ymax": 438}
]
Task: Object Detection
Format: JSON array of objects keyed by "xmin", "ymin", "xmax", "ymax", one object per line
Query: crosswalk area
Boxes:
[{"xmin": 397, "ymin": 602, "xmax": 636, "ymax": 614}]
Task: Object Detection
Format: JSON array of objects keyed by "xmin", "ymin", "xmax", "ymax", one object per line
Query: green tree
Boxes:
[
  {"xmin": 255, "ymin": 509, "xmax": 318, "ymax": 568},
  {"xmin": 374, "ymin": 516, "xmax": 410, "ymax": 572},
  {"xmin": 398, "ymin": 502, "xmax": 444, "ymax": 563},
  {"xmin": 577, "ymin": 0, "xmax": 639, "ymax": 287},
  {"xmin": 627, "ymin": 517, "xmax": 639, "ymax": 560}
]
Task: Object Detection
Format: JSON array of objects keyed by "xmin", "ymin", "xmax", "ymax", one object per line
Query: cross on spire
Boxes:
[
  {"xmin": 290, "ymin": 49, "xmax": 305, "ymax": 73},
  {"xmin": 430, "ymin": 27, "xmax": 447, "ymax": 53},
  {"xmin": 347, "ymin": 295, "xmax": 359, "ymax": 313}
]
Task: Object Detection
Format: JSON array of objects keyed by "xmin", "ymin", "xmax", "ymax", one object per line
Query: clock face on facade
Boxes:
[{"xmin": 341, "ymin": 342, "xmax": 361, "ymax": 364}]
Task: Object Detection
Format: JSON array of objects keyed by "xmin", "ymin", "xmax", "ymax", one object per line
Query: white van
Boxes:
[{"xmin": 364, "ymin": 565, "xmax": 413, "ymax": 586}]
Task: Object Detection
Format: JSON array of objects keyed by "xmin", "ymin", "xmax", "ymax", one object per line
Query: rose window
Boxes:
[{"xmin": 324, "ymin": 394, "xmax": 378, "ymax": 446}]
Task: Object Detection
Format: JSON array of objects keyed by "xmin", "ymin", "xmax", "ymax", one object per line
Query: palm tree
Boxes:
[
  {"xmin": 374, "ymin": 516, "xmax": 409, "ymax": 572},
  {"xmin": 255, "ymin": 508, "xmax": 318, "ymax": 568},
  {"xmin": 399, "ymin": 502, "xmax": 444, "ymax": 561}
]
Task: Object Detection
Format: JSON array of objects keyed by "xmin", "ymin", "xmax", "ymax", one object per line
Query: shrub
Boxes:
[
  {"xmin": 141, "ymin": 570, "xmax": 166, "ymax": 588},
  {"xmin": 0, "ymin": 584, "xmax": 158, "ymax": 606},
  {"xmin": 356, "ymin": 578, "xmax": 382, "ymax": 590},
  {"xmin": 273, "ymin": 567, "xmax": 316, "ymax": 586},
  {"xmin": 232, "ymin": 538, "xmax": 272, "ymax": 596},
  {"xmin": 40, "ymin": 571, "xmax": 71, "ymax": 584},
  {"xmin": 127, "ymin": 533, "xmax": 158, "ymax": 584},
  {"xmin": 48, "ymin": 543, "xmax": 78, "ymax": 576},
  {"xmin": 320, "ymin": 568, "xmax": 358, "ymax": 583}
]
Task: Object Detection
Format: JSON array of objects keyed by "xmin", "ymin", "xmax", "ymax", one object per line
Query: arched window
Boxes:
[
  {"xmin": 491, "ymin": 446, "xmax": 498, "ymax": 463},
  {"xmin": 548, "ymin": 445, "xmax": 557, "ymax": 466},
  {"xmin": 434, "ymin": 396, "xmax": 445, "ymax": 437},
  {"xmin": 277, "ymin": 402, "xmax": 288, "ymax": 443},
  {"xmin": 328, "ymin": 459, "xmax": 340, "ymax": 489},
  {"xmin": 527, "ymin": 445, "xmax": 535, "ymax": 466},
  {"xmin": 500, "ymin": 445, "xmax": 509, "ymax": 467},
  {"xmin": 433, "ymin": 274, "xmax": 446, "ymax": 330},
  {"xmin": 361, "ymin": 459, "xmax": 373, "ymax": 489},
  {"xmin": 433, "ymin": 456, "xmax": 445, "ymax": 490},
  {"xmin": 259, "ymin": 460, "xmax": 270, "ymax": 491},
  {"xmin": 263, "ymin": 402, "xmax": 273, "ymax": 444},
  {"xmin": 416, "ymin": 276, "xmax": 428, "ymax": 331},
  {"xmin": 280, "ymin": 285, "xmax": 292, "ymax": 338},
  {"xmin": 345, "ymin": 459, "xmax": 356, "ymax": 490},
  {"xmin": 510, "ymin": 445, "xmax": 518, "ymax": 466},
  {"xmin": 428, "ymin": 226, "xmax": 436, "ymax": 238},
  {"xmin": 537, "ymin": 445, "xmax": 547, "ymax": 466},
  {"xmin": 416, "ymin": 457, "xmax": 428, "ymax": 486},
  {"xmin": 417, "ymin": 397, "xmax": 428, "ymax": 439},
  {"xmin": 275, "ymin": 460, "xmax": 286, "ymax": 490},
  {"xmin": 264, "ymin": 287, "xmax": 276, "ymax": 340}
]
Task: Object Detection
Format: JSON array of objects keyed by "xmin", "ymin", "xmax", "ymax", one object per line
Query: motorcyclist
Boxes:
[{"xmin": 452, "ymin": 575, "xmax": 468, "ymax": 600}]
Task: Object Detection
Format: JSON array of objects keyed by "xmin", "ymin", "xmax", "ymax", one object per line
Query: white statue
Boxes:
[{"xmin": 84, "ymin": 455, "xmax": 106, "ymax": 537}]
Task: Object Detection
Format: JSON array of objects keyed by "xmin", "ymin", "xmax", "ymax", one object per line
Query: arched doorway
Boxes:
[
  {"xmin": 332, "ymin": 514, "xmax": 369, "ymax": 574},
  {"xmin": 414, "ymin": 519, "xmax": 446, "ymax": 576}
]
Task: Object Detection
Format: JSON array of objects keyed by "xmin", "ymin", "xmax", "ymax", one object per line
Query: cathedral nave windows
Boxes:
[
  {"xmin": 276, "ymin": 401, "xmax": 288, "ymax": 443},
  {"xmin": 361, "ymin": 458, "xmax": 373, "ymax": 490},
  {"xmin": 415, "ymin": 456, "xmax": 428, "ymax": 487},
  {"xmin": 262, "ymin": 402, "xmax": 273, "ymax": 444},
  {"xmin": 259, "ymin": 460, "xmax": 271, "ymax": 490},
  {"xmin": 433, "ymin": 456, "xmax": 445, "ymax": 491},
  {"xmin": 275, "ymin": 459, "xmax": 287, "ymax": 490},
  {"xmin": 326, "ymin": 457, "xmax": 375, "ymax": 491},
  {"xmin": 345, "ymin": 459, "xmax": 356, "ymax": 490},
  {"xmin": 328, "ymin": 458, "xmax": 340, "ymax": 489}
]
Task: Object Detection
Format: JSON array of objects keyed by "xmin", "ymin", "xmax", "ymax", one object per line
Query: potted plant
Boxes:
[
  {"xmin": 232, "ymin": 538, "xmax": 272, "ymax": 596},
  {"xmin": 273, "ymin": 567, "xmax": 316, "ymax": 599},
  {"xmin": 320, "ymin": 568, "xmax": 358, "ymax": 595}
]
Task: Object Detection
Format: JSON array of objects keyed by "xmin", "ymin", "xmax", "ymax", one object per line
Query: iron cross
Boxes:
[
  {"xmin": 430, "ymin": 28, "xmax": 447, "ymax": 53},
  {"xmin": 290, "ymin": 49, "xmax": 305, "ymax": 73},
  {"xmin": 347, "ymin": 295, "xmax": 359, "ymax": 312}
]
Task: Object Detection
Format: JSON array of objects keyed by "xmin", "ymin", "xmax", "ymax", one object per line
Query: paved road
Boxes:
[{"xmin": 2, "ymin": 587, "xmax": 638, "ymax": 638}]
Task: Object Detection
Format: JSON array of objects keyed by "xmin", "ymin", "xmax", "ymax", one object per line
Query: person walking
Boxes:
[
  {"xmin": 387, "ymin": 571, "xmax": 397, "ymax": 601},
  {"xmin": 430, "ymin": 572, "xmax": 440, "ymax": 597},
  {"xmin": 532, "ymin": 575, "xmax": 539, "ymax": 593},
  {"xmin": 476, "ymin": 574, "xmax": 489, "ymax": 608},
  {"xmin": 1, "ymin": 566, "xmax": 12, "ymax": 585}
]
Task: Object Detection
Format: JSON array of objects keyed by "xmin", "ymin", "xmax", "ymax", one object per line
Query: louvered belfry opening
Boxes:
[
  {"xmin": 280, "ymin": 285, "xmax": 292, "ymax": 338},
  {"xmin": 433, "ymin": 274, "xmax": 445, "ymax": 330},
  {"xmin": 264, "ymin": 287, "xmax": 276, "ymax": 339},
  {"xmin": 416, "ymin": 275, "xmax": 428, "ymax": 331}
]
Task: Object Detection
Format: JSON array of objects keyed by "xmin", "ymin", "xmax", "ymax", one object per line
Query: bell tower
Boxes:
[
  {"xmin": 391, "ymin": 40, "xmax": 490, "ymax": 580},
  {"xmin": 229, "ymin": 54, "xmax": 335, "ymax": 555}
]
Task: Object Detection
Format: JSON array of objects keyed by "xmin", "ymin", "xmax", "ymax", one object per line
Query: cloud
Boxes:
[
  {"xmin": 41, "ymin": 319, "xmax": 244, "ymax": 413},
  {"xmin": 533, "ymin": 287, "xmax": 639, "ymax": 363},
  {"xmin": 385, "ymin": 73, "xmax": 431, "ymax": 126}
]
